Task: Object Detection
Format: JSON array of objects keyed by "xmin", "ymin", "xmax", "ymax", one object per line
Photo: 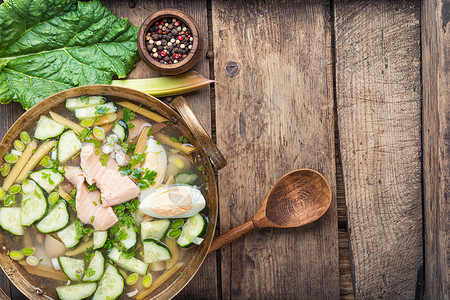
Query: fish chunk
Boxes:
[
  {"xmin": 80, "ymin": 144, "xmax": 140, "ymax": 207},
  {"xmin": 65, "ymin": 167, "xmax": 118, "ymax": 230}
]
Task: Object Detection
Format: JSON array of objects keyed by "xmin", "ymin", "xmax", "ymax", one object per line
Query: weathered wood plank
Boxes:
[
  {"xmin": 422, "ymin": 0, "xmax": 450, "ymax": 298},
  {"xmin": 104, "ymin": 1, "xmax": 217, "ymax": 299},
  {"xmin": 334, "ymin": 0, "xmax": 423, "ymax": 298},
  {"xmin": 212, "ymin": 0, "xmax": 339, "ymax": 298}
]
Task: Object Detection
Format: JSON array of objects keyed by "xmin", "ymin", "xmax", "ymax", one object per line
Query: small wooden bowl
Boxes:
[{"xmin": 138, "ymin": 9, "xmax": 203, "ymax": 75}]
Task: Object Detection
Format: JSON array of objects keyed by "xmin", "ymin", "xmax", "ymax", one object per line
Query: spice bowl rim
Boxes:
[{"xmin": 137, "ymin": 9, "xmax": 203, "ymax": 75}]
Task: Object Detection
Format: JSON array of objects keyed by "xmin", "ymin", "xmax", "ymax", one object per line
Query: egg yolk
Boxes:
[{"xmin": 151, "ymin": 189, "xmax": 193, "ymax": 217}]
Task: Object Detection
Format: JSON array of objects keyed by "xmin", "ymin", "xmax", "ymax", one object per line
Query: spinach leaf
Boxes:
[{"xmin": 0, "ymin": 0, "xmax": 139, "ymax": 109}]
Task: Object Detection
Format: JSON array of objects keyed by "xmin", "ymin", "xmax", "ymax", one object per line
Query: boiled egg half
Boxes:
[
  {"xmin": 139, "ymin": 184, "xmax": 206, "ymax": 219},
  {"xmin": 139, "ymin": 136, "xmax": 167, "ymax": 200}
]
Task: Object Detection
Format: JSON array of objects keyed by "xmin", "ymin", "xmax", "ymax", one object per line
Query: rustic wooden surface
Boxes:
[
  {"xmin": 334, "ymin": 0, "xmax": 423, "ymax": 298},
  {"xmin": 212, "ymin": 1, "xmax": 340, "ymax": 299},
  {"xmin": 422, "ymin": 0, "xmax": 450, "ymax": 298},
  {"xmin": 0, "ymin": 0, "xmax": 448, "ymax": 299}
]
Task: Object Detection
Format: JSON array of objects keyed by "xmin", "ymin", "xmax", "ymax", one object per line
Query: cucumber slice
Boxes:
[
  {"xmin": 83, "ymin": 251, "xmax": 104, "ymax": 281},
  {"xmin": 142, "ymin": 239, "xmax": 172, "ymax": 264},
  {"xmin": 92, "ymin": 264, "xmax": 124, "ymax": 300},
  {"xmin": 0, "ymin": 207, "xmax": 23, "ymax": 236},
  {"xmin": 116, "ymin": 224, "xmax": 137, "ymax": 251},
  {"xmin": 74, "ymin": 103, "xmax": 117, "ymax": 120},
  {"xmin": 174, "ymin": 172, "xmax": 198, "ymax": 185},
  {"xmin": 108, "ymin": 247, "xmax": 148, "ymax": 275},
  {"xmin": 112, "ymin": 120, "xmax": 128, "ymax": 141},
  {"xmin": 57, "ymin": 222, "xmax": 81, "ymax": 248},
  {"xmin": 36, "ymin": 201, "xmax": 69, "ymax": 233},
  {"xmin": 177, "ymin": 213, "xmax": 207, "ymax": 247},
  {"xmin": 34, "ymin": 116, "xmax": 66, "ymax": 140},
  {"xmin": 141, "ymin": 219, "xmax": 170, "ymax": 241},
  {"xmin": 21, "ymin": 180, "xmax": 47, "ymax": 226},
  {"xmin": 93, "ymin": 231, "xmax": 108, "ymax": 250},
  {"xmin": 66, "ymin": 96, "xmax": 105, "ymax": 110},
  {"xmin": 29, "ymin": 169, "xmax": 63, "ymax": 193},
  {"xmin": 58, "ymin": 130, "xmax": 82, "ymax": 163},
  {"xmin": 55, "ymin": 282, "xmax": 97, "ymax": 300},
  {"xmin": 59, "ymin": 256, "xmax": 84, "ymax": 281}
]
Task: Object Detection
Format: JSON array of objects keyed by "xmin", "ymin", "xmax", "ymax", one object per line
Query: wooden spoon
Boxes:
[{"xmin": 208, "ymin": 169, "xmax": 332, "ymax": 254}]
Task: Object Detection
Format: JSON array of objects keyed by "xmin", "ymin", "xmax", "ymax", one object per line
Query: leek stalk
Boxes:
[{"xmin": 111, "ymin": 71, "xmax": 214, "ymax": 97}]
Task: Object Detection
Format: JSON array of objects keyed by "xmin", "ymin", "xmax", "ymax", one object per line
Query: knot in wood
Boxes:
[{"xmin": 226, "ymin": 61, "xmax": 239, "ymax": 77}]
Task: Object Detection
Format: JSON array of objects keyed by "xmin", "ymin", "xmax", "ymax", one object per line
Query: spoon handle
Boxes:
[{"xmin": 208, "ymin": 220, "xmax": 256, "ymax": 254}]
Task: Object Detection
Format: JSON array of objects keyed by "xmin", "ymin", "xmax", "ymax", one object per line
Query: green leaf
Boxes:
[{"xmin": 0, "ymin": 0, "xmax": 139, "ymax": 109}]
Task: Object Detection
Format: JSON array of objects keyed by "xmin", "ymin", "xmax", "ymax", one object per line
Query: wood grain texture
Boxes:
[
  {"xmin": 103, "ymin": 1, "xmax": 217, "ymax": 299},
  {"xmin": 212, "ymin": 0, "xmax": 340, "ymax": 298},
  {"xmin": 422, "ymin": 0, "xmax": 450, "ymax": 298},
  {"xmin": 334, "ymin": 0, "xmax": 423, "ymax": 298}
]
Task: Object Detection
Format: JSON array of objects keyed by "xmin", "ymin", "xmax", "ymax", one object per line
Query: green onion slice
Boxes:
[
  {"xmin": 92, "ymin": 126, "xmax": 105, "ymax": 140},
  {"xmin": 22, "ymin": 247, "xmax": 35, "ymax": 256},
  {"xmin": 13, "ymin": 140, "xmax": 25, "ymax": 152},
  {"xmin": 1, "ymin": 164, "xmax": 10, "ymax": 177},
  {"xmin": 167, "ymin": 228, "xmax": 181, "ymax": 239},
  {"xmin": 142, "ymin": 274, "xmax": 153, "ymax": 288},
  {"xmin": 4, "ymin": 153, "xmax": 18, "ymax": 164},
  {"xmin": 80, "ymin": 118, "xmax": 95, "ymax": 128},
  {"xmin": 26, "ymin": 256, "xmax": 39, "ymax": 266},
  {"xmin": 19, "ymin": 131, "xmax": 31, "ymax": 145},
  {"xmin": 4, "ymin": 194, "xmax": 15, "ymax": 206},
  {"xmin": 8, "ymin": 184, "xmax": 21, "ymax": 195},
  {"xmin": 48, "ymin": 191, "xmax": 60, "ymax": 205},
  {"xmin": 9, "ymin": 251, "xmax": 24, "ymax": 261},
  {"xmin": 171, "ymin": 219, "xmax": 184, "ymax": 229},
  {"xmin": 126, "ymin": 273, "xmax": 139, "ymax": 285}
]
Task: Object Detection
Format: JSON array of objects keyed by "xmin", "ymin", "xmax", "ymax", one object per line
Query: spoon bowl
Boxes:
[{"xmin": 208, "ymin": 169, "xmax": 332, "ymax": 254}]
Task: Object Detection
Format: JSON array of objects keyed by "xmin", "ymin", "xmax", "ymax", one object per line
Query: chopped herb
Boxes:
[
  {"xmin": 80, "ymin": 95, "xmax": 90, "ymax": 104},
  {"xmin": 94, "ymin": 116, "xmax": 100, "ymax": 122},
  {"xmin": 197, "ymin": 165, "xmax": 204, "ymax": 172},
  {"xmin": 87, "ymin": 138, "xmax": 100, "ymax": 149},
  {"xmin": 128, "ymin": 142, "xmax": 137, "ymax": 154},
  {"xmin": 99, "ymin": 154, "xmax": 109, "ymax": 166},
  {"xmin": 39, "ymin": 258, "xmax": 43, "ymax": 263},
  {"xmin": 169, "ymin": 137, "xmax": 178, "ymax": 143},
  {"xmin": 178, "ymin": 136, "xmax": 189, "ymax": 143},
  {"xmin": 128, "ymin": 123, "xmax": 135, "ymax": 129},
  {"xmin": 34, "ymin": 189, "xmax": 42, "ymax": 199},
  {"xmin": 121, "ymin": 251, "xmax": 135, "ymax": 259},
  {"xmin": 93, "ymin": 201, "xmax": 97, "ymax": 206},
  {"xmin": 194, "ymin": 156, "xmax": 197, "ymax": 163},
  {"xmin": 95, "ymin": 148, "xmax": 101, "ymax": 156},
  {"xmin": 123, "ymin": 108, "xmax": 136, "ymax": 125},
  {"xmin": 131, "ymin": 168, "xmax": 143, "ymax": 180},
  {"xmin": 47, "ymin": 176, "xmax": 54, "ymax": 186},
  {"xmin": 137, "ymin": 104, "xmax": 143, "ymax": 109},
  {"xmin": 95, "ymin": 105, "xmax": 110, "ymax": 115},
  {"xmin": 84, "ymin": 251, "xmax": 93, "ymax": 262},
  {"xmin": 147, "ymin": 127, "xmax": 154, "ymax": 136},
  {"xmin": 78, "ymin": 128, "xmax": 92, "ymax": 142},
  {"xmin": 84, "ymin": 267, "xmax": 96, "ymax": 278},
  {"xmin": 150, "ymin": 107, "xmax": 155, "ymax": 111},
  {"xmin": 121, "ymin": 142, "xmax": 129, "ymax": 152},
  {"xmin": 167, "ymin": 121, "xmax": 173, "ymax": 125},
  {"xmin": 117, "ymin": 229, "xmax": 128, "ymax": 241},
  {"xmin": 90, "ymin": 215, "xmax": 95, "ymax": 223},
  {"xmin": 180, "ymin": 272, "xmax": 183, "ymax": 276},
  {"xmin": 156, "ymin": 141, "xmax": 162, "ymax": 145},
  {"xmin": 87, "ymin": 183, "xmax": 97, "ymax": 192},
  {"xmin": 70, "ymin": 188, "xmax": 77, "ymax": 198},
  {"xmin": 125, "ymin": 199, "xmax": 139, "ymax": 213},
  {"xmin": 103, "ymin": 239, "xmax": 114, "ymax": 250},
  {"xmin": 129, "ymin": 153, "xmax": 146, "ymax": 166},
  {"xmin": 67, "ymin": 198, "xmax": 76, "ymax": 211}
]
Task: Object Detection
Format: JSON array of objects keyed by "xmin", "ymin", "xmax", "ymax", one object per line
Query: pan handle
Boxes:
[{"xmin": 171, "ymin": 96, "xmax": 227, "ymax": 170}]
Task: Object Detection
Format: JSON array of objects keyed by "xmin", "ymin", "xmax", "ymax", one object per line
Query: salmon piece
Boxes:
[
  {"xmin": 80, "ymin": 144, "xmax": 140, "ymax": 207},
  {"xmin": 65, "ymin": 167, "xmax": 118, "ymax": 230}
]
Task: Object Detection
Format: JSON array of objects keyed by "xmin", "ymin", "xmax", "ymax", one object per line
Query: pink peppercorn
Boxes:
[
  {"xmin": 177, "ymin": 35, "xmax": 183, "ymax": 41},
  {"xmin": 161, "ymin": 51, "xmax": 167, "ymax": 57},
  {"xmin": 174, "ymin": 21, "xmax": 180, "ymax": 26}
]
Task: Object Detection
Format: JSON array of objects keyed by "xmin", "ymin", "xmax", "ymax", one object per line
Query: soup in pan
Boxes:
[{"xmin": 0, "ymin": 96, "xmax": 209, "ymax": 299}]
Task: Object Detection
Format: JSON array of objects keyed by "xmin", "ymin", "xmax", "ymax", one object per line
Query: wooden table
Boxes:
[{"xmin": 0, "ymin": 0, "xmax": 448, "ymax": 299}]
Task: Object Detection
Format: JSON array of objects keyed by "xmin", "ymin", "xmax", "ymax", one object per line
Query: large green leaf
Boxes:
[{"xmin": 0, "ymin": 0, "xmax": 139, "ymax": 109}]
